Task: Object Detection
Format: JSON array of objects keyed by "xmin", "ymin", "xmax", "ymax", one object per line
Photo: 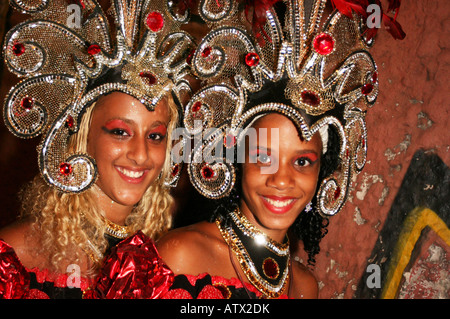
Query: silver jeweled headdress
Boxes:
[
  {"xmin": 3, "ymin": 0, "xmax": 193, "ymax": 193},
  {"xmin": 181, "ymin": 0, "xmax": 382, "ymax": 217}
]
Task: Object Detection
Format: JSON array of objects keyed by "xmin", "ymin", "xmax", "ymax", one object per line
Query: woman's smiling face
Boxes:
[
  {"xmin": 240, "ymin": 113, "xmax": 322, "ymax": 240},
  {"xmin": 87, "ymin": 92, "xmax": 169, "ymax": 208}
]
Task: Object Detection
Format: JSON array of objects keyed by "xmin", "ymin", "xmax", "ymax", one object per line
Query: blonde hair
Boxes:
[{"xmin": 19, "ymin": 94, "xmax": 178, "ymax": 276}]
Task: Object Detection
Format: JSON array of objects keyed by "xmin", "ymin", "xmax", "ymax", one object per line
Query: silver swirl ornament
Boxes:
[
  {"xmin": 3, "ymin": 20, "xmax": 92, "ymax": 77},
  {"xmin": 184, "ymin": 84, "xmax": 239, "ymax": 135},
  {"xmin": 38, "ymin": 105, "xmax": 97, "ymax": 193},
  {"xmin": 192, "ymin": 26, "xmax": 262, "ymax": 89},
  {"xmin": 3, "ymin": 74, "xmax": 78, "ymax": 139},
  {"xmin": 188, "ymin": 124, "xmax": 236, "ymax": 199},
  {"xmin": 345, "ymin": 115, "xmax": 367, "ymax": 175},
  {"xmin": 314, "ymin": 118, "xmax": 349, "ymax": 217}
]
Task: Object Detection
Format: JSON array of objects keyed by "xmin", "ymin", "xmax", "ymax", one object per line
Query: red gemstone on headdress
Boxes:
[
  {"xmin": 371, "ymin": 72, "xmax": 378, "ymax": 83},
  {"xmin": 201, "ymin": 46, "xmax": 212, "ymax": 58},
  {"xmin": 87, "ymin": 44, "xmax": 101, "ymax": 55},
  {"xmin": 171, "ymin": 164, "xmax": 179, "ymax": 177},
  {"xmin": 263, "ymin": 258, "xmax": 279, "ymax": 279},
  {"xmin": 59, "ymin": 163, "xmax": 73, "ymax": 176},
  {"xmin": 361, "ymin": 83, "xmax": 373, "ymax": 95},
  {"xmin": 186, "ymin": 49, "xmax": 195, "ymax": 65},
  {"xmin": 146, "ymin": 11, "xmax": 164, "ymax": 32},
  {"xmin": 334, "ymin": 186, "xmax": 341, "ymax": 200},
  {"xmin": 245, "ymin": 52, "xmax": 260, "ymax": 67},
  {"xmin": 12, "ymin": 42, "xmax": 25, "ymax": 56},
  {"xmin": 301, "ymin": 90, "xmax": 320, "ymax": 107},
  {"xmin": 65, "ymin": 116, "xmax": 74, "ymax": 129},
  {"xmin": 201, "ymin": 165, "xmax": 215, "ymax": 180},
  {"xmin": 313, "ymin": 33, "xmax": 334, "ymax": 55},
  {"xmin": 139, "ymin": 72, "xmax": 157, "ymax": 85},
  {"xmin": 21, "ymin": 97, "xmax": 34, "ymax": 110},
  {"xmin": 191, "ymin": 101, "xmax": 202, "ymax": 112},
  {"xmin": 224, "ymin": 134, "xmax": 236, "ymax": 148}
]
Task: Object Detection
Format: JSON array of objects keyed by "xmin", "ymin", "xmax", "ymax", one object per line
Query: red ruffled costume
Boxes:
[
  {"xmin": 0, "ymin": 232, "xmax": 288, "ymax": 299},
  {"xmin": 0, "ymin": 240, "xmax": 91, "ymax": 299},
  {"xmin": 88, "ymin": 231, "xmax": 288, "ymax": 299}
]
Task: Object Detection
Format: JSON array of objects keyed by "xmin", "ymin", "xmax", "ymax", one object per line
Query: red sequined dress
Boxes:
[
  {"xmin": 88, "ymin": 231, "xmax": 288, "ymax": 299},
  {"xmin": 0, "ymin": 239, "xmax": 92, "ymax": 299}
]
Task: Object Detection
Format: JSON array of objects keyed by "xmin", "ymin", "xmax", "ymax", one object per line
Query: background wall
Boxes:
[
  {"xmin": 303, "ymin": 0, "xmax": 450, "ymax": 299},
  {"xmin": 0, "ymin": 1, "xmax": 448, "ymax": 298}
]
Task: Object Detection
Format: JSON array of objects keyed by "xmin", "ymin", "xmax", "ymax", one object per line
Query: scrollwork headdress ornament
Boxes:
[
  {"xmin": 180, "ymin": 0, "xmax": 404, "ymax": 217},
  {"xmin": 2, "ymin": 0, "xmax": 194, "ymax": 193}
]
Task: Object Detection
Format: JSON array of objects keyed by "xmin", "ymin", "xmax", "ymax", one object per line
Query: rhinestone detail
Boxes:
[
  {"xmin": 313, "ymin": 33, "xmax": 334, "ymax": 55},
  {"xmin": 59, "ymin": 163, "xmax": 73, "ymax": 176},
  {"xmin": 146, "ymin": 11, "xmax": 164, "ymax": 32}
]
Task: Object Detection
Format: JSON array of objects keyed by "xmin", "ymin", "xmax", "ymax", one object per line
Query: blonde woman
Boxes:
[
  {"xmin": 0, "ymin": 92, "xmax": 177, "ymax": 298},
  {"xmin": 0, "ymin": 0, "xmax": 191, "ymax": 298}
]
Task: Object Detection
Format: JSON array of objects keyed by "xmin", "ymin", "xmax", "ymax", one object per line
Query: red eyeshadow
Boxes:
[
  {"xmin": 299, "ymin": 152, "xmax": 318, "ymax": 162},
  {"xmin": 151, "ymin": 124, "xmax": 167, "ymax": 136},
  {"xmin": 104, "ymin": 119, "xmax": 131, "ymax": 133}
]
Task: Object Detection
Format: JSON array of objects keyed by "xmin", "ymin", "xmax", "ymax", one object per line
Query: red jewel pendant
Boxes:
[
  {"xmin": 59, "ymin": 163, "xmax": 73, "ymax": 176},
  {"xmin": 313, "ymin": 33, "xmax": 335, "ymax": 55},
  {"xmin": 146, "ymin": 11, "xmax": 164, "ymax": 32},
  {"xmin": 262, "ymin": 258, "xmax": 279, "ymax": 279}
]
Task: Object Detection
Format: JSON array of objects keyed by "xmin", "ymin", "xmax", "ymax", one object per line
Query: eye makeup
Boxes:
[
  {"xmin": 102, "ymin": 119, "xmax": 132, "ymax": 136},
  {"xmin": 248, "ymin": 148, "xmax": 272, "ymax": 164},
  {"xmin": 149, "ymin": 124, "xmax": 167, "ymax": 137},
  {"xmin": 293, "ymin": 152, "xmax": 319, "ymax": 169},
  {"xmin": 296, "ymin": 152, "xmax": 318, "ymax": 163}
]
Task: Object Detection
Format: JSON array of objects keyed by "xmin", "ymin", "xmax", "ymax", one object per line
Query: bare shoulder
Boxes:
[
  {"xmin": 156, "ymin": 221, "xmax": 225, "ymax": 275},
  {"xmin": 0, "ymin": 219, "xmax": 42, "ymax": 267},
  {"xmin": 0, "ymin": 219, "xmax": 34, "ymax": 249},
  {"xmin": 290, "ymin": 258, "xmax": 319, "ymax": 299}
]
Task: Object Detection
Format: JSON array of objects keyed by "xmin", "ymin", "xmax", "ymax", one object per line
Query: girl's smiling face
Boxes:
[
  {"xmin": 87, "ymin": 92, "xmax": 169, "ymax": 208},
  {"xmin": 240, "ymin": 113, "xmax": 322, "ymax": 241}
]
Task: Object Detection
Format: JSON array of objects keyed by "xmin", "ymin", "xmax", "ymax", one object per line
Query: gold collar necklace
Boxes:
[
  {"xmin": 216, "ymin": 208, "xmax": 290, "ymax": 298},
  {"xmin": 104, "ymin": 219, "xmax": 132, "ymax": 239}
]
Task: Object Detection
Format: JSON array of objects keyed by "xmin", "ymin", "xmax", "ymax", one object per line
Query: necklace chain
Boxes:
[
  {"xmin": 104, "ymin": 219, "xmax": 132, "ymax": 239},
  {"xmin": 216, "ymin": 208, "xmax": 290, "ymax": 299}
]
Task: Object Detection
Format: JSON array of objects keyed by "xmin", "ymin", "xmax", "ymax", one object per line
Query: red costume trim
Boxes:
[{"xmin": 0, "ymin": 239, "xmax": 90, "ymax": 298}]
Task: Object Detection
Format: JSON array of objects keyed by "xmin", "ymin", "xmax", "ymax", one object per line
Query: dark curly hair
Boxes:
[{"xmin": 207, "ymin": 123, "xmax": 340, "ymax": 267}]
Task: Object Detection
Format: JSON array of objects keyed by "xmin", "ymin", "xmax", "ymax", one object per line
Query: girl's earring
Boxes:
[{"xmin": 305, "ymin": 202, "xmax": 313, "ymax": 213}]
